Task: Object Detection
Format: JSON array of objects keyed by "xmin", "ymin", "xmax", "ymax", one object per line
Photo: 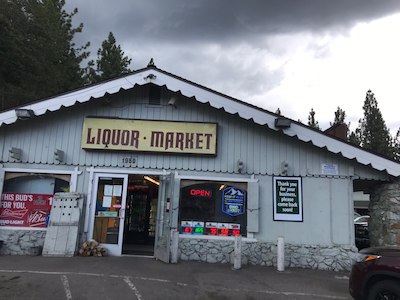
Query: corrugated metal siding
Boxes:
[{"xmin": 0, "ymin": 86, "xmax": 389, "ymax": 180}]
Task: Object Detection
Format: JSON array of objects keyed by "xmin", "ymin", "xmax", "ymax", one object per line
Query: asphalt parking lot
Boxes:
[{"xmin": 0, "ymin": 255, "xmax": 352, "ymax": 300}]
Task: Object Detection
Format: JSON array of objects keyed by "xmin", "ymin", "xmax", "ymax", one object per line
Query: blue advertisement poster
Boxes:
[{"xmin": 222, "ymin": 187, "xmax": 246, "ymax": 216}]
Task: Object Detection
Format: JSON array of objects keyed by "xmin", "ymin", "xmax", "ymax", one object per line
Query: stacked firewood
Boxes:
[{"xmin": 78, "ymin": 240, "xmax": 107, "ymax": 257}]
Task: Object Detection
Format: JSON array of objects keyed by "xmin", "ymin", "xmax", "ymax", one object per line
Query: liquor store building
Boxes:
[{"xmin": 1, "ymin": 65, "xmax": 399, "ymax": 271}]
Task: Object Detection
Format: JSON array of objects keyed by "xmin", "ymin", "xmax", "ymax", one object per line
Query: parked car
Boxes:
[
  {"xmin": 349, "ymin": 247, "xmax": 400, "ymax": 300},
  {"xmin": 354, "ymin": 215, "xmax": 370, "ymax": 250},
  {"xmin": 354, "ymin": 215, "xmax": 370, "ymax": 226}
]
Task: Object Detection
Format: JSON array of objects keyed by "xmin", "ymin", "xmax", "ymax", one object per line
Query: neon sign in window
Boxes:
[
  {"xmin": 189, "ymin": 189, "xmax": 212, "ymax": 197},
  {"xmin": 181, "ymin": 221, "xmax": 241, "ymax": 237},
  {"xmin": 179, "ymin": 181, "xmax": 247, "ymax": 236}
]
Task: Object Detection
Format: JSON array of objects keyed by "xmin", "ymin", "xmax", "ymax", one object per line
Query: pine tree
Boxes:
[
  {"xmin": 330, "ymin": 106, "xmax": 346, "ymax": 126},
  {"xmin": 353, "ymin": 90, "xmax": 394, "ymax": 158},
  {"xmin": 0, "ymin": 0, "xmax": 32, "ymax": 108},
  {"xmin": 348, "ymin": 130, "xmax": 361, "ymax": 146},
  {"xmin": 90, "ymin": 32, "xmax": 132, "ymax": 83},
  {"xmin": 393, "ymin": 128, "xmax": 400, "ymax": 162},
  {"xmin": 307, "ymin": 108, "xmax": 320, "ymax": 130},
  {"xmin": 328, "ymin": 106, "xmax": 350, "ymax": 139},
  {"xmin": 0, "ymin": 0, "xmax": 90, "ymax": 110}
]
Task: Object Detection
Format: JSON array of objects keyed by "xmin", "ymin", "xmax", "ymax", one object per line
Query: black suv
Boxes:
[{"xmin": 349, "ymin": 247, "xmax": 400, "ymax": 300}]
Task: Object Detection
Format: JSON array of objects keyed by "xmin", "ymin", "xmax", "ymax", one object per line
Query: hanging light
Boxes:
[{"xmin": 144, "ymin": 176, "xmax": 160, "ymax": 186}]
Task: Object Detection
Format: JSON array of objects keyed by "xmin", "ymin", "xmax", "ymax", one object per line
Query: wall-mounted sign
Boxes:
[
  {"xmin": 321, "ymin": 163, "xmax": 339, "ymax": 175},
  {"xmin": 0, "ymin": 193, "xmax": 53, "ymax": 228},
  {"xmin": 81, "ymin": 118, "xmax": 217, "ymax": 155},
  {"xmin": 273, "ymin": 177, "xmax": 303, "ymax": 222},
  {"xmin": 222, "ymin": 186, "xmax": 246, "ymax": 216}
]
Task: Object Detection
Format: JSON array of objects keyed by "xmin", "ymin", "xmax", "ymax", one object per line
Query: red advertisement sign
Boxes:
[{"xmin": 0, "ymin": 193, "xmax": 53, "ymax": 228}]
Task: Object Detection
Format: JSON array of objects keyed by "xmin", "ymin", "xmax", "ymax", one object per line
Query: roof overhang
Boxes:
[{"xmin": 1, "ymin": 66, "xmax": 400, "ymax": 177}]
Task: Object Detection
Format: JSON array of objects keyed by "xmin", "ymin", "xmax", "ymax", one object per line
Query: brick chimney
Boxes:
[{"xmin": 324, "ymin": 123, "xmax": 348, "ymax": 140}]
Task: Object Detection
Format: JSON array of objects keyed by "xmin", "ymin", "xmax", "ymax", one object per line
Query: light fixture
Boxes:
[
  {"xmin": 168, "ymin": 96, "xmax": 177, "ymax": 108},
  {"xmin": 144, "ymin": 73, "xmax": 157, "ymax": 81},
  {"xmin": 15, "ymin": 109, "xmax": 35, "ymax": 120},
  {"xmin": 9, "ymin": 147, "xmax": 22, "ymax": 161},
  {"xmin": 219, "ymin": 184, "xmax": 226, "ymax": 190},
  {"xmin": 144, "ymin": 176, "xmax": 160, "ymax": 186},
  {"xmin": 237, "ymin": 160, "xmax": 244, "ymax": 173},
  {"xmin": 280, "ymin": 161, "xmax": 289, "ymax": 176},
  {"xmin": 54, "ymin": 149, "xmax": 64, "ymax": 162},
  {"xmin": 275, "ymin": 117, "xmax": 291, "ymax": 129}
]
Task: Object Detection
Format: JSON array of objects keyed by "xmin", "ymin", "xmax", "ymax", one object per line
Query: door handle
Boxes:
[{"xmin": 119, "ymin": 208, "xmax": 125, "ymax": 219}]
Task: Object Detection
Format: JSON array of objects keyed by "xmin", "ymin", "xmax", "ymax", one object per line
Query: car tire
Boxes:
[{"xmin": 367, "ymin": 279, "xmax": 400, "ymax": 300}]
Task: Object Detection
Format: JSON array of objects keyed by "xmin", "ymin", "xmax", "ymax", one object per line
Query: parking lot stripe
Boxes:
[
  {"xmin": 0, "ymin": 269, "xmax": 188, "ymax": 286},
  {"xmin": 0, "ymin": 269, "xmax": 105, "ymax": 277},
  {"xmin": 0, "ymin": 269, "xmax": 347, "ymax": 299},
  {"xmin": 60, "ymin": 275, "xmax": 72, "ymax": 300},
  {"xmin": 123, "ymin": 276, "xmax": 143, "ymax": 300}
]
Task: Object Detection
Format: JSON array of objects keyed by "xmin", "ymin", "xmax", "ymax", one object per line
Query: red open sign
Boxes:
[{"xmin": 189, "ymin": 189, "xmax": 211, "ymax": 197}]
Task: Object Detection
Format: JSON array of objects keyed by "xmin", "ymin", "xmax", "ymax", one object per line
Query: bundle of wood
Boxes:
[{"xmin": 78, "ymin": 240, "xmax": 107, "ymax": 257}]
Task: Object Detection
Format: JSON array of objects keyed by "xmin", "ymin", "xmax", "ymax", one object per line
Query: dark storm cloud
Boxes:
[
  {"xmin": 64, "ymin": 0, "xmax": 400, "ymax": 120},
  {"xmin": 67, "ymin": 0, "xmax": 400, "ymax": 46}
]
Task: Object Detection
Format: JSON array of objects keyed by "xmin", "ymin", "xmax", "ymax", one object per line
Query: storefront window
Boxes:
[
  {"xmin": 0, "ymin": 172, "xmax": 70, "ymax": 228},
  {"xmin": 179, "ymin": 180, "xmax": 247, "ymax": 237}
]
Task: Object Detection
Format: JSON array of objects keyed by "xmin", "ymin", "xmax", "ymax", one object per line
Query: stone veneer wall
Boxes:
[
  {"xmin": 0, "ymin": 229, "xmax": 46, "ymax": 255},
  {"xmin": 369, "ymin": 180, "xmax": 400, "ymax": 246},
  {"xmin": 179, "ymin": 238, "xmax": 360, "ymax": 271}
]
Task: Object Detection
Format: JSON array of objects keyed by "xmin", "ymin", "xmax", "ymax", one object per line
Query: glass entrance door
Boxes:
[{"xmin": 90, "ymin": 173, "xmax": 128, "ymax": 255}]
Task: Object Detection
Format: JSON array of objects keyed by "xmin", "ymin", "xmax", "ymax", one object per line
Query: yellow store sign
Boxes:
[{"xmin": 81, "ymin": 118, "xmax": 217, "ymax": 155}]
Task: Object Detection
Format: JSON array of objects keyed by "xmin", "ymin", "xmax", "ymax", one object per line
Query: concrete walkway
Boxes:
[{"xmin": 0, "ymin": 255, "xmax": 352, "ymax": 300}]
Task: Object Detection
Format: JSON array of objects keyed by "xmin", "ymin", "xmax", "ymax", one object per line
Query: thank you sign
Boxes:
[{"xmin": 273, "ymin": 177, "xmax": 303, "ymax": 221}]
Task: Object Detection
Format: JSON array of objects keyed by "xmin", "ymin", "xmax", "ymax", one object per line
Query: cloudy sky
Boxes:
[{"xmin": 66, "ymin": 0, "xmax": 400, "ymax": 134}]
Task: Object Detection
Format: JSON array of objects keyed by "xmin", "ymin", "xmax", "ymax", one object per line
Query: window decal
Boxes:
[{"xmin": 222, "ymin": 186, "xmax": 246, "ymax": 216}]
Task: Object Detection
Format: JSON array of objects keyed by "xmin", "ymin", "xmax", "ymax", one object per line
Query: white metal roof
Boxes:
[{"xmin": 1, "ymin": 66, "xmax": 400, "ymax": 176}]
